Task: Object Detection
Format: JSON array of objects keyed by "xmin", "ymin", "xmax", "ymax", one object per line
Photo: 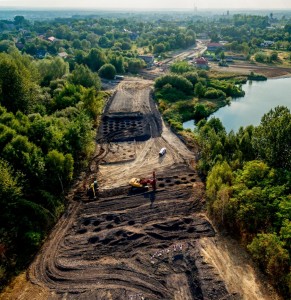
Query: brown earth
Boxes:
[
  {"xmin": 210, "ymin": 61, "xmax": 291, "ymax": 78},
  {"xmin": 0, "ymin": 78, "xmax": 281, "ymax": 300}
]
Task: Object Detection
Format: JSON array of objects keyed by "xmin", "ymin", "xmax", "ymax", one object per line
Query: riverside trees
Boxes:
[
  {"xmin": 197, "ymin": 108, "xmax": 291, "ymax": 297},
  {"xmin": 154, "ymin": 64, "xmax": 245, "ymax": 130}
]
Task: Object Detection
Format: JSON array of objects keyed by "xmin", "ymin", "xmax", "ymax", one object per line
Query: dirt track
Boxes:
[{"xmin": 1, "ymin": 78, "xmax": 281, "ymax": 300}]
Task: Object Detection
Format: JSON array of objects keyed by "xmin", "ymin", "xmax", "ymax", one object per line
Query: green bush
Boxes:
[
  {"xmin": 204, "ymin": 88, "xmax": 226, "ymax": 99},
  {"xmin": 155, "ymin": 74, "xmax": 193, "ymax": 95},
  {"xmin": 98, "ymin": 63, "xmax": 116, "ymax": 79},
  {"xmin": 156, "ymin": 84, "xmax": 188, "ymax": 101},
  {"xmin": 170, "ymin": 61, "xmax": 195, "ymax": 74}
]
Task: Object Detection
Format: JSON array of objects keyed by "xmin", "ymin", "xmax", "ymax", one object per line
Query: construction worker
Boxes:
[
  {"xmin": 87, "ymin": 179, "xmax": 98, "ymax": 199},
  {"xmin": 94, "ymin": 179, "xmax": 98, "ymax": 192}
]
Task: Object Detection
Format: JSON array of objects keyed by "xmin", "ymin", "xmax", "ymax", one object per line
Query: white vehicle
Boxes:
[
  {"xmin": 114, "ymin": 75, "xmax": 124, "ymax": 80},
  {"xmin": 159, "ymin": 147, "xmax": 166, "ymax": 156}
]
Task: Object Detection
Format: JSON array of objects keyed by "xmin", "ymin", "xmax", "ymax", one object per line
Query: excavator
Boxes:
[
  {"xmin": 129, "ymin": 171, "xmax": 157, "ymax": 191},
  {"xmin": 87, "ymin": 180, "xmax": 99, "ymax": 199}
]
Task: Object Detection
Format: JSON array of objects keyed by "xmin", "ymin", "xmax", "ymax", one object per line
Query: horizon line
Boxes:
[{"xmin": 0, "ymin": 6, "xmax": 291, "ymax": 10}]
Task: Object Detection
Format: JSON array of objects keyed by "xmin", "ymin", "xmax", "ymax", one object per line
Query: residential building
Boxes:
[
  {"xmin": 138, "ymin": 55, "xmax": 155, "ymax": 67},
  {"xmin": 194, "ymin": 57, "xmax": 209, "ymax": 69},
  {"xmin": 207, "ymin": 42, "xmax": 224, "ymax": 52}
]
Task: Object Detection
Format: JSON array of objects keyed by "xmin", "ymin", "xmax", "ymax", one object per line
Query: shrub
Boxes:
[
  {"xmin": 155, "ymin": 74, "xmax": 193, "ymax": 94},
  {"xmin": 98, "ymin": 63, "xmax": 116, "ymax": 80},
  {"xmin": 204, "ymin": 88, "xmax": 226, "ymax": 99}
]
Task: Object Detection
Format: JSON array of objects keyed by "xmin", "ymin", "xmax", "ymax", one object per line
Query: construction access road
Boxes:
[{"xmin": 1, "ymin": 78, "xmax": 280, "ymax": 300}]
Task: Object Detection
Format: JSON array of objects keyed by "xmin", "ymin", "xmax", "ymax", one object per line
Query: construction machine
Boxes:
[
  {"xmin": 129, "ymin": 171, "xmax": 156, "ymax": 191},
  {"xmin": 87, "ymin": 180, "xmax": 99, "ymax": 199}
]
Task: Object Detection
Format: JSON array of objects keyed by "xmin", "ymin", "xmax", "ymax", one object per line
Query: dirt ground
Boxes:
[
  {"xmin": 0, "ymin": 78, "xmax": 281, "ymax": 300},
  {"xmin": 210, "ymin": 61, "xmax": 291, "ymax": 78}
]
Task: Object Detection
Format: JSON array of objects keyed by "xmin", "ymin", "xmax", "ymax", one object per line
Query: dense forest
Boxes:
[
  {"xmin": 0, "ymin": 49, "xmax": 107, "ymax": 288},
  {"xmin": 0, "ymin": 10, "xmax": 290, "ymax": 298},
  {"xmin": 194, "ymin": 108, "xmax": 291, "ymax": 297}
]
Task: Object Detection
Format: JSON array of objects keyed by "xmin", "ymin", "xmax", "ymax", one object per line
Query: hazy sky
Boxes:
[{"xmin": 0, "ymin": 0, "xmax": 291, "ymax": 10}]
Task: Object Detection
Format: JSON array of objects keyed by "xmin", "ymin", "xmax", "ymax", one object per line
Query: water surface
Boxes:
[{"xmin": 183, "ymin": 78, "xmax": 291, "ymax": 132}]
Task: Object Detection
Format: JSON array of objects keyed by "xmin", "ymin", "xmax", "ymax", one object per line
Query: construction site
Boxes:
[{"xmin": 3, "ymin": 78, "xmax": 280, "ymax": 300}]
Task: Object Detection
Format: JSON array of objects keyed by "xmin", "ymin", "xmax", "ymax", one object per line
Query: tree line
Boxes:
[
  {"xmin": 0, "ymin": 49, "xmax": 107, "ymax": 289},
  {"xmin": 196, "ymin": 107, "xmax": 290, "ymax": 298}
]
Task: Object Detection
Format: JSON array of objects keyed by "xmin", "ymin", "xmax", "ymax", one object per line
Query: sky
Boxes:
[{"xmin": 0, "ymin": 0, "xmax": 291, "ymax": 10}]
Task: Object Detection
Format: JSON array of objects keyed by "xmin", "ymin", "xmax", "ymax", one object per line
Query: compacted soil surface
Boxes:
[{"xmin": 1, "ymin": 78, "xmax": 280, "ymax": 300}]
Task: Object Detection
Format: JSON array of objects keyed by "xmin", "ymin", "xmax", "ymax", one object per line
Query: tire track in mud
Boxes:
[{"xmin": 28, "ymin": 78, "xmax": 236, "ymax": 300}]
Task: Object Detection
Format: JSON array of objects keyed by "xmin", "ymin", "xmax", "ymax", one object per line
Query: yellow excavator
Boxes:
[
  {"xmin": 129, "ymin": 171, "xmax": 156, "ymax": 190},
  {"xmin": 87, "ymin": 180, "xmax": 99, "ymax": 199}
]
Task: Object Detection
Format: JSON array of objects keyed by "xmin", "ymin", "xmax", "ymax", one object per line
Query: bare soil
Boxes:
[
  {"xmin": 0, "ymin": 78, "xmax": 281, "ymax": 300},
  {"xmin": 211, "ymin": 61, "xmax": 291, "ymax": 78}
]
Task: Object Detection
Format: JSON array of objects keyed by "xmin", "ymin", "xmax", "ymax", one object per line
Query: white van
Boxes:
[
  {"xmin": 114, "ymin": 75, "xmax": 124, "ymax": 80},
  {"xmin": 159, "ymin": 147, "xmax": 166, "ymax": 156}
]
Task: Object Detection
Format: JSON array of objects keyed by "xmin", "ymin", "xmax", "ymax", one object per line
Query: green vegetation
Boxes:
[
  {"xmin": 248, "ymin": 71, "xmax": 267, "ymax": 81},
  {"xmin": 98, "ymin": 63, "xmax": 116, "ymax": 79},
  {"xmin": 154, "ymin": 64, "xmax": 245, "ymax": 130},
  {"xmin": 195, "ymin": 107, "xmax": 291, "ymax": 298},
  {"xmin": 0, "ymin": 50, "xmax": 107, "ymax": 289}
]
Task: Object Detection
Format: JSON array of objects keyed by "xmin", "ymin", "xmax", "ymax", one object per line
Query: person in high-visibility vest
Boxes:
[{"xmin": 87, "ymin": 179, "xmax": 98, "ymax": 199}]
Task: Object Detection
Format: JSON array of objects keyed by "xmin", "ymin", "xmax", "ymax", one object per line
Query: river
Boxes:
[{"xmin": 183, "ymin": 77, "xmax": 291, "ymax": 132}]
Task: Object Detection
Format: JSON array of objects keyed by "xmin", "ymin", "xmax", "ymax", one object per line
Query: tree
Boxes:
[
  {"xmin": 194, "ymin": 104, "xmax": 208, "ymax": 120},
  {"xmin": 109, "ymin": 54, "xmax": 125, "ymax": 73},
  {"xmin": 0, "ymin": 53, "xmax": 38, "ymax": 113},
  {"xmin": 127, "ymin": 58, "xmax": 146, "ymax": 73},
  {"xmin": 54, "ymin": 25, "xmax": 71, "ymax": 40},
  {"xmin": 183, "ymin": 72, "xmax": 198, "ymax": 85},
  {"xmin": 85, "ymin": 48, "xmax": 107, "ymax": 72},
  {"xmin": 14, "ymin": 16, "xmax": 27, "ymax": 26},
  {"xmin": 46, "ymin": 150, "xmax": 74, "ymax": 193},
  {"xmin": 252, "ymin": 106, "xmax": 291, "ymax": 170},
  {"xmin": 155, "ymin": 74, "xmax": 193, "ymax": 94},
  {"xmin": 52, "ymin": 84, "xmax": 83, "ymax": 111},
  {"xmin": 0, "ymin": 158, "xmax": 23, "ymax": 213},
  {"xmin": 270, "ymin": 51, "xmax": 278, "ymax": 62},
  {"xmin": 82, "ymin": 88, "xmax": 104, "ymax": 120},
  {"xmin": 69, "ymin": 64, "xmax": 101, "ymax": 90},
  {"xmin": 98, "ymin": 36, "xmax": 112, "ymax": 48},
  {"xmin": 63, "ymin": 111, "xmax": 93, "ymax": 160},
  {"xmin": 2, "ymin": 135, "xmax": 45, "ymax": 181},
  {"xmin": 254, "ymin": 51, "xmax": 268, "ymax": 63},
  {"xmin": 0, "ymin": 40, "xmax": 14, "ymax": 53},
  {"xmin": 206, "ymin": 161, "xmax": 232, "ymax": 199},
  {"xmin": 170, "ymin": 61, "xmax": 195, "ymax": 74},
  {"xmin": 248, "ymin": 233, "xmax": 290, "ymax": 291},
  {"xmin": 121, "ymin": 41, "xmax": 131, "ymax": 50},
  {"xmin": 204, "ymin": 88, "xmax": 226, "ymax": 99},
  {"xmin": 98, "ymin": 63, "xmax": 116, "ymax": 80},
  {"xmin": 153, "ymin": 43, "xmax": 165, "ymax": 54},
  {"xmin": 194, "ymin": 82, "xmax": 205, "ymax": 98},
  {"xmin": 36, "ymin": 57, "xmax": 69, "ymax": 86}
]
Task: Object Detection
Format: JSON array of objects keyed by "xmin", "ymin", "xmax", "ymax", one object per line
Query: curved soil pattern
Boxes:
[{"xmin": 0, "ymin": 78, "xmax": 281, "ymax": 300}]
